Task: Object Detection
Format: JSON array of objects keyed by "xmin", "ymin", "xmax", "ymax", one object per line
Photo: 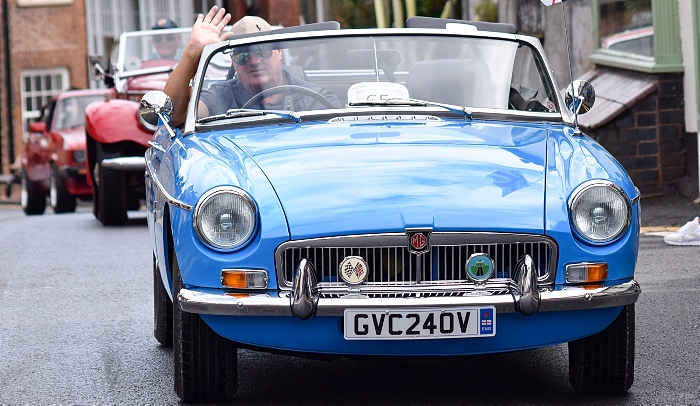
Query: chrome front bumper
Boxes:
[
  {"xmin": 100, "ymin": 156, "xmax": 146, "ymax": 171},
  {"xmin": 179, "ymin": 254, "xmax": 641, "ymax": 319},
  {"xmin": 179, "ymin": 280, "xmax": 640, "ymax": 317}
]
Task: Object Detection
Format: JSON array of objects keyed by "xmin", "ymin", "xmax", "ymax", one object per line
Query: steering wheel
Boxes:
[{"xmin": 242, "ymin": 85, "xmax": 335, "ymax": 109}]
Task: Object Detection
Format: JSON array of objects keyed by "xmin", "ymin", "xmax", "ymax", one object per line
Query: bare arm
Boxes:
[{"xmin": 164, "ymin": 6, "xmax": 231, "ymax": 127}]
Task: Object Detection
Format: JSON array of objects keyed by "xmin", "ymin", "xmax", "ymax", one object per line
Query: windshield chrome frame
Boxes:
[{"xmin": 184, "ymin": 27, "xmax": 569, "ymax": 135}]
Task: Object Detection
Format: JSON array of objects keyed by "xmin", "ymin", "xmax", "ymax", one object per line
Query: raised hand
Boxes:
[{"xmin": 187, "ymin": 6, "xmax": 232, "ymax": 52}]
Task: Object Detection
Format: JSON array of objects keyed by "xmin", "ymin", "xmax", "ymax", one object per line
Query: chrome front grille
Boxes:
[{"xmin": 275, "ymin": 233, "xmax": 557, "ymax": 290}]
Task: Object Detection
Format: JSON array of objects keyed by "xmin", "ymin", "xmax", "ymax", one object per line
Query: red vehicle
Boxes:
[
  {"xmin": 20, "ymin": 89, "xmax": 106, "ymax": 215},
  {"xmin": 85, "ymin": 27, "xmax": 190, "ymax": 225}
]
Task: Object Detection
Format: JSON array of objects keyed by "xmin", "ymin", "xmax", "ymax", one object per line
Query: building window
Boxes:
[
  {"xmin": 20, "ymin": 68, "xmax": 70, "ymax": 132},
  {"xmin": 591, "ymin": 0, "xmax": 682, "ymax": 73},
  {"xmin": 600, "ymin": 0, "xmax": 653, "ymax": 57}
]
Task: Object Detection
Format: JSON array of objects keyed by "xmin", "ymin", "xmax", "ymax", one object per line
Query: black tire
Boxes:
[
  {"xmin": 96, "ymin": 143, "xmax": 128, "ymax": 225},
  {"xmin": 20, "ymin": 169, "xmax": 46, "ymax": 215},
  {"xmin": 91, "ymin": 160, "xmax": 99, "ymax": 219},
  {"xmin": 172, "ymin": 251, "xmax": 238, "ymax": 402},
  {"xmin": 569, "ymin": 304, "xmax": 635, "ymax": 394},
  {"xmin": 153, "ymin": 253, "xmax": 173, "ymax": 347},
  {"xmin": 50, "ymin": 164, "xmax": 77, "ymax": 213}
]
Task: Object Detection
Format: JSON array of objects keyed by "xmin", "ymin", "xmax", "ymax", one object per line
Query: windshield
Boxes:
[
  {"xmin": 197, "ymin": 33, "xmax": 558, "ymax": 120},
  {"xmin": 120, "ymin": 30, "xmax": 190, "ymax": 73},
  {"xmin": 54, "ymin": 94, "xmax": 104, "ymax": 130}
]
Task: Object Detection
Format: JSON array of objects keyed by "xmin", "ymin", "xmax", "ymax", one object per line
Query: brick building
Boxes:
[
  {"xmin": 505, "ymin": 0, "xmax": 700, "ymax": 199},
  {"xmin": 577, "ymin": 68, "xmax": 697, "ymax": 197},
  {"xmin": 0, "ymin": 0, "xmax": 300, "ymax": 178},
  {"xmin": 0, "ymin": 0, "xmax": 89, "ymax": 176},
  {"xmin": 3, "ymin": 0, "xmax": 699, "ymax": 200}
]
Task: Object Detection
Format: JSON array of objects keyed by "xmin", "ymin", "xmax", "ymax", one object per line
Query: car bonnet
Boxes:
[{"xmin": 224, "ymin": 119, "xmax": 549, "ymax": 239}]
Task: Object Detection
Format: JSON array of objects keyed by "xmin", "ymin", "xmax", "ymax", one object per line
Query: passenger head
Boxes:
[
  {"xmin": 151, "ymin": 18, "xmax": 181, "ymax": 59},
  {"xmin": 229, "ymin": 16, "xmax": 283, "ymax": 95}
]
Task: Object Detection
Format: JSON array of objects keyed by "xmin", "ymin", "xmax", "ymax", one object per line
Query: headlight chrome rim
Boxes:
[
  {"xmin": 193, "ymin": 186, "xmax": 258, "ymax": 252},
  {"xmin": 568, "ymin": 180, "xmax": 631, "ymax": 244}
]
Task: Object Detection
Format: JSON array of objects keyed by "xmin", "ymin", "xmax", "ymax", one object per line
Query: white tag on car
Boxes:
[{"xmin": 347, "ymin": 82, "xmax": 410, "ymax": 104}]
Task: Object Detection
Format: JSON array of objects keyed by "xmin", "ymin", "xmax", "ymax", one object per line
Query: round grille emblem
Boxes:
[
  {"xmin": 466, "ymin": 253, "xmax": 495, "ymax": 282},
  {"xmin": 411, "ymin": 233, "xmax": 427, "ymax": 250},
  {"xmin": 339, "ymin": 256, "xmax": 369, "ymax": 285}
]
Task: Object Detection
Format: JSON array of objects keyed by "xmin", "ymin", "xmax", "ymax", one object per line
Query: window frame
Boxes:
[
  {"xmin": 590, "ymin": 0, "xmax": 683, "ymax": 73},
  {"xmin": 20, "ymin": 68, "xmax": 70, "ymax": 133}
]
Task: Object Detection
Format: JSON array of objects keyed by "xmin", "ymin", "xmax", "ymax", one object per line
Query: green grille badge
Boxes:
[{"xmin": 466, "ymin": 253, "xmax": 495, "ymax": 282}]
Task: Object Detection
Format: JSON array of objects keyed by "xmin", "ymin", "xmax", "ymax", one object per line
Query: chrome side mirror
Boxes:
[
  {"xmin": 139, "ymin": 91, "xmax": 175, "ymax": 138},
  {"xmin": 565, "ymin": 80, "xmax": 595, "ymax": 115}
]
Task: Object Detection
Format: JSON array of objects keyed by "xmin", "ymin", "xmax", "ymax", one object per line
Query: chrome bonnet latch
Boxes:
[
  {"xmin": 290, "ymin": 259, "xmax": 319, "ymax": 320},
  {"xmin": 511, "ymin": 254, "xmax": 541, "ymax": 316}
]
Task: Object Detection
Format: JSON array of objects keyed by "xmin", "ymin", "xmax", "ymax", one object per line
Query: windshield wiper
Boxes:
[
  {"xmin": 196, "ymin": 108, "xmax": 301, "ymax": 124},
  {"xmin": 349, "ymin": 98, "xmax": 472, "ymax": 120}
]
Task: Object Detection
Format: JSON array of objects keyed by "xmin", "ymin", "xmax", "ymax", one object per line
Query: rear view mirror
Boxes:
[
  {"xmin": 28, "ymin": 121, "xmax": 46, "ymax": 134},
  {"xmin": 88, "ymin": 55, "xmax": 114, "ymax": 87},
  {"xmin": 565, "ymin": 80, "xmax": 595, "ymax": 115},
  {"xmin": 139, "ymin": 91, "xmax": 175, "ymax": 138}
]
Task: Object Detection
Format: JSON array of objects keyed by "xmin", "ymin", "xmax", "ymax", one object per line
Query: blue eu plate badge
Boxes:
[{"xmin": 480, "ymin": 308, "xmax": 495, "ymax": 335}]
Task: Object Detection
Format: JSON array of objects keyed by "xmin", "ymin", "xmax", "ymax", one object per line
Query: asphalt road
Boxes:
[{"xmin": 0, "ymin": 205, "xmax": 698, "ymax": 405}]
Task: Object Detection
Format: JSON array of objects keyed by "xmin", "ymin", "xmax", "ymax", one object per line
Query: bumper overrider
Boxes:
[{"xmin": 177, "ymin": 254, "xmax": 641, "ymax": 319}]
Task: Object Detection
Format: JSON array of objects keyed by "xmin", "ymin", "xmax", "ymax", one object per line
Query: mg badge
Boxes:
[
  {"xmin": 339, "ymin": 256, "xmax": 369, "ymax": 285},
  {"xmin": 466, "ymin": 253, "xmax": 495, "ymax": 282},
  {"xmin": 406, "ymin": 229, "xmax": 431, "ymax": 255}
]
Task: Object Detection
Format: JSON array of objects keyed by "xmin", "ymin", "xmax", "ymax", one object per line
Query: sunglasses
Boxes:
[
  {"xmin": 153, "ymin": 34, "xmax": 176, "ymax": 43},
  {"xmin": 232, "ymin": 50, "xmax": 273, "ymax": 65}
]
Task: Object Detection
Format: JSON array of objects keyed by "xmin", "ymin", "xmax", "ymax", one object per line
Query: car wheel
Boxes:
[
  {"xmin": 91, "ymin": 163, "xmax": 99, "ymax": 219},
  {"xmin": 568, "ymin": 304, "xmax": 635, "ymax": 394},
  {"xmin": 50, "ymin": 164, "xmax": 76, "ymax": 213},
  {"xmin": 172, "ymin": 251, "xmax": 238, "ymax": 402},
  {"xmin": 96, "ymin": 143, "xmax": 128, "ymax": 225},
  {"xmin": 153, "ymin": 253, "xmax": 173, "ymax": 347},
  {"xmin": 20, "ymin": 169, "xmax": 46, "ymax": 215}
]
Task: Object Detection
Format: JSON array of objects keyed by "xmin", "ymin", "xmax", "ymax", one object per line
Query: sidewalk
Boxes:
[{"xmin": 639, "ymin": 195, "xmax": 700, "ymax": 230}]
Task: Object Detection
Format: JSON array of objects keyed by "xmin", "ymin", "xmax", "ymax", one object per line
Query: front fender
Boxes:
[
  {"xmin": 85, "ymin": 99, "xmax": 153, "ymax": 146},
  {"xmin": 85, "ymin": 99, "xmax": 153, "ymax": 186}
]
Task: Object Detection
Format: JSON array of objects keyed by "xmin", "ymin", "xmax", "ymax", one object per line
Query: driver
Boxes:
[
  {"xmin": 164, "ymin": 6, "xmax": 340, "ymax": 127},
  {"xmin": 151, "ymin": 18, "xmax": 182, "ymax": 60}
]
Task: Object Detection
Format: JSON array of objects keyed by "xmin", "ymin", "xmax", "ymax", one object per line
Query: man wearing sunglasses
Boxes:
[
  {"xmin": 164, "ymin": 6, "xmax": 340, "ymax": 127},
  {"xmin": 151, "ymin": 18, "xmax": 182, "ymax": 60}
]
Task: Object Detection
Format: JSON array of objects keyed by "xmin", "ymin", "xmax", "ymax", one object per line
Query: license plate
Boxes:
[{"xmin": 344, "ymin": 307, "xmax": 495, "ymax": 340}]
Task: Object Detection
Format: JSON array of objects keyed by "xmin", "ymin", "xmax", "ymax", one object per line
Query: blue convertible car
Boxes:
[{"xmin": 141, "ymin": 16, "xmax": 640, "ymax": 402}]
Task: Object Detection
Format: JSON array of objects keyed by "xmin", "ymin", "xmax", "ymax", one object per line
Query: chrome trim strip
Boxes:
[
  {"xmin": 147, "ymin": 140, "xmax": 166, "ymax": 153},
  {"xmin": 101, "ymin": 156, "xmax": 146, "ymax": 171},
  {"xmin": 328, "ymin": 114, "xmax": 442, "ymax": 123},
  {"xmin": 144, "ymin": 157, "xmax": 193, "ymax": 211},
  {"xmin": 177, "ymin": 280, "xmax": 641, "ymax": 316}
]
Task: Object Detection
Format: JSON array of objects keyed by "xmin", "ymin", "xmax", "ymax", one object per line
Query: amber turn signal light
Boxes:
[
  {"xmin": 565, "ymin": 263, "xmax": 608, "ymax": 283},
  {"xmin": 221, "ymin": 269, "xmax": 268, "ymax": 289}
]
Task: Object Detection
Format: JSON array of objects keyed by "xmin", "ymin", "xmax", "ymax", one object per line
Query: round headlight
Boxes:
[
  {"xmin": 193, "ymin": 187, "xmax": 257, "ymax": 251},
  {"xmin": 569, "ymin": 181, "xmax": 630, "ymax": 243}
]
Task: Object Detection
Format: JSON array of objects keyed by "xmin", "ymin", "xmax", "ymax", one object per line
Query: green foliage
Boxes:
[
  {"xmin": 328, "ymin": 0, "xmax": 462, "ymax": 29},
  {"xmin": 329, "ymin": 0, "xmax": 376, "ymax": 29},
  {"xmin": 415, "ymin": 0, "xmax": 446, "ymax": 17},
  {"xmin": 474, "ymin": 0, "xmax": 498, "ymax": 22}
]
